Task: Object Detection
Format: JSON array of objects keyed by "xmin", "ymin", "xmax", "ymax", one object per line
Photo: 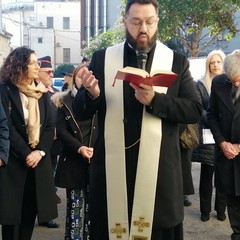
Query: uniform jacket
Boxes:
[
  {"xmin": 207, "ymin": 74, "xmax": 240, "ymax": 195},
  {"xmin": 192, "ymin": 80, "xmax": 215, "ymax": 165},
  {"xmin": 0, "ymin": 81, "xmax": 58, "ymax": 224},
  {"xmin": 54, "ymin": 91, "xmax": 97, "ymax": 189},
  {"xmin": 73, "ymin": 42, "xmax": 202, "ymax": 239},
  {"xmin": 0, "ymin": 95, "xmax": 9, "ymax": 164}
]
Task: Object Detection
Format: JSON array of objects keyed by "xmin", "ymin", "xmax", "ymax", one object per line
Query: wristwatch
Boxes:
[{"xmin": 39, "ymin": 150, "xmax": 46, "ymax": 157}]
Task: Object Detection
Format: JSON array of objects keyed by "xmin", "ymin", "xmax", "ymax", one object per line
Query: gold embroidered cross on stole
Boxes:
[
  {"xmin": 105, "ymin": 41, "xmax": 172, "ymax": 240},
  {"xmin": 133, "ymin": 216, "xmax": 150, "ymax": 232},
  {"xmin": 111, "ymin": 223, "xmax": 127, "ymax": 238},
  {"xmin": 131, "ymin": 217, "xmax": 150, "ymax": 240}
]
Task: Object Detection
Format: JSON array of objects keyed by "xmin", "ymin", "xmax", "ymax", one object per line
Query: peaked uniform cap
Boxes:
[{"xmin": 38, "ymin": 56, "xmax": 52, "ymax": 68}]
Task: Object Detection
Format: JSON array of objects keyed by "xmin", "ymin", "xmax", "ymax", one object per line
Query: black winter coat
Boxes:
[
  {"xmin": 0, "ymin": 81, "xmax": 58, "ymax": 224},
  {"xmin": 207, "ymin": 74, "xmax": 240, "ymax": 195},
  {"xmin": 55, "ymin": 92, "xmax": 97, "ymax": 189},
  {"xmin": 0, "ymin": 95, "xmax": 9, "ymax": 164},
  {"xmin": 179, "ymin": 124, "xmax": 194, "ymax": 195},
  {"xmin": 192, "ymin": 80, "xmax": 215, "ymax": 165},
  {"xmin": 73, "ymin": 41, "xmax": 202, "ymax": 239}
]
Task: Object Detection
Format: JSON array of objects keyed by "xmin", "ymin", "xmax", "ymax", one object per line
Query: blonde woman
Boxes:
[{"xmin": 192, "ymin": 50, "xmax": 227, "ymax": 222}]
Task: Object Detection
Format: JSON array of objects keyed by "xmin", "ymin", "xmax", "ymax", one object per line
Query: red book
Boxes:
[{"xmin": 113, "ymin": 66, "xmax": 178, "ymax": 87}]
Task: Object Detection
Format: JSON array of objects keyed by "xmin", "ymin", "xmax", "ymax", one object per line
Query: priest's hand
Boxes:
[
  {"xmin": 130, "ymin": 82, "xmax": 155, "ymax": 106},
  {"xmin": 81, "ymin": 67, "xmax": 100, "ymax": 99}
]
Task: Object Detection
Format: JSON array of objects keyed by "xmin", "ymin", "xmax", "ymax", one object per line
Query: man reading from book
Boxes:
[{"xmin": 73, "ymin": 1, "xmax": 202, "ymax": 240}]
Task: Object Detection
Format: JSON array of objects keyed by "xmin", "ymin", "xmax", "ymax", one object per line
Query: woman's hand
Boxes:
[
  {"xmin": 78, "ymin": 146, "xmax": 94, "ymax": 162},
  {"xmin": 26, "ymin": 150, "xmax": 43, "ymax": 168}
]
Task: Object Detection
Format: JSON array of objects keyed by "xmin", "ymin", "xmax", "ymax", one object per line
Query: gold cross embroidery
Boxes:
[
  {"xmin": 133, "ymin": 217, "xmax": 150, "ymax": 232},
  {"xmin": 111, "ymin": 223, "xmax": 126, "ymax": 238}
]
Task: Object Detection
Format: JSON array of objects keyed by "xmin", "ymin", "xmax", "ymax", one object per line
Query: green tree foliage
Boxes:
[
  {"xmin": 81, "ymin": 22, "xmax": 125, "ymax": 59},
  {"xmin": 157, "ymin": 0, "xmax": 240, "ymax": 56},
  {"xmin": 54, "ymin": 64, "xmax": 75, "ymax": 77},
  {"xmin": 81, "ymin": 0, "xmax": 240, "ymax": 58}
]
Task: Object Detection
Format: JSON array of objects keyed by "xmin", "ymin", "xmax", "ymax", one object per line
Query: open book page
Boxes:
[
  {"xmin": 116, "ymin": 66, "xmax": 148, "ymax": 77},
  {"xmin": 113, "ymin": 66, "xmax": 178, "ymax": 87},
  {"xmin": 151, "ymin": 68, "xmax": 176, "ymax": 76}
]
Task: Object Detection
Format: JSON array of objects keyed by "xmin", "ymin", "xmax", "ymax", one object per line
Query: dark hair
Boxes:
[
  {"xmin": 125, "ymin": 0, "xmax": 159, "ymax": 15},
  {"xmin": 81, "ymin": 56, "xmax": 90, "ymax": 63},
  {"xmin": 0, "ymin": 46, "xmax": 35, "ymax": 84}
]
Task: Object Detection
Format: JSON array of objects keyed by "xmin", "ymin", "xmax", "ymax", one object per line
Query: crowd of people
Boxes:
[{"xmin": 0, "ymin": 1, "xmax": 239, "ymax": 240}]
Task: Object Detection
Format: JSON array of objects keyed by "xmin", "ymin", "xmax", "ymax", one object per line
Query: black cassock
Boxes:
[
  {"xmin": 123, "ymin": 44, "xmax": 183, "ymax": 240},
  {"xmin": 73, "ymin": 41, "xmax": 202, "ymax": 240}
]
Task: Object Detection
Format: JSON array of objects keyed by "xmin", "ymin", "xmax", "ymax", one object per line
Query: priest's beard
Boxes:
[{"xmin": 126, "ymin": 29, "xmax": 158, "ymax": 53}]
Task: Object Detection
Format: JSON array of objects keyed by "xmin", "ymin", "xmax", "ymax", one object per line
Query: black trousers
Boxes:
[
  {"xmin": 199, "ymin": 163, "xmax": 227, "ymax": 214},
  {"xmin": 227, "ymin": 195, "xmax": 240, "ymax": 240},
  {"xmin": 2, "ymin": 169, "xmax": 37, "ymax": 240}
]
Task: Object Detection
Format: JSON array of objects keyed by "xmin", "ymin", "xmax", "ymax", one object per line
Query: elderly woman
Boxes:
[{"xmin": 0, "ymin": 46, "xmax": 57, "ymax": 240}]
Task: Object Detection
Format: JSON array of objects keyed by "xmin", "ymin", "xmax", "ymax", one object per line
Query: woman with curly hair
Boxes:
[{"xmin": 0, "ymin": 47, "xmax": 58, "ymax": 240}]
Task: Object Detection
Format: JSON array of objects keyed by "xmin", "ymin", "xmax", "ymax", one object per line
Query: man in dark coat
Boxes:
[
  {"xmin": 37, "ymin": 56, "xmax": 62, "ymax": 228},
  {"xmin": 207, "ymin": 50, "xmax": 240, "ymax": 240},
  {"xmin": 73, "ymin": 1, "xmax": 202, "ymax": 240},
  {"xmin": 0, "ymin": 95, "xmax": 9, "ymax": 166}
]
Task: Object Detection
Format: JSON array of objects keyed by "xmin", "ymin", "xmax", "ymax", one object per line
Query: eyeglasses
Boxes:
[
  {"xmin": 39, "ymin": 70, "xmax": 54, "ymax": 75},
  {"xmin": 127, "ymin": 17, "xmax": 158, "ymax": 29},
  {"xmin": 29, "ymin": 61, "xmax": 41, "ymax": 67}
]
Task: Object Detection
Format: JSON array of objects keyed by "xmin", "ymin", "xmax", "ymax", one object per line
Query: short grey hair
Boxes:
[{"xmin": 223, "ymin": 50, "xmax": 240, "ymax": 79}]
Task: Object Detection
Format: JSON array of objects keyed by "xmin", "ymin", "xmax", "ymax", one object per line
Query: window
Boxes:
[
  {"xmin": 63, "ymin": 48, "xmax": 70, "ymax": 63},
  {"xmin": 46, "ymin": 17, "xmax": 53, "ymax": 29},
  {"xmin": 63, "ymin": 17, "xmax": 70, "ymax": 29},
  {"xmin": 38, "ymin": 37, "xmax": 43, "ymax": 44},
  {"xmin": 29, "ymin": 16, "xmax": 35, "ymax": 21}
]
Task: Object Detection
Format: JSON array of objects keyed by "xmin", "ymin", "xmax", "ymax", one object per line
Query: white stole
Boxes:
[{"xmin": 105, "ymin": 41, "xmax": 173, "ymax": 240}]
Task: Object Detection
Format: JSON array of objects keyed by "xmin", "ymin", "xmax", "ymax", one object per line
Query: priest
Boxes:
[{"xmin": 73, "ymin": 0, "xmax": 202, "ymax": 239}]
